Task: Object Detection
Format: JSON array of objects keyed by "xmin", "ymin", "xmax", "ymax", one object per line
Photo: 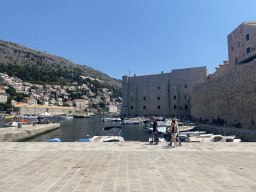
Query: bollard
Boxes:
[{"xmin": 18, "ymin": 122, "xmax": 22, "ymax": 128}]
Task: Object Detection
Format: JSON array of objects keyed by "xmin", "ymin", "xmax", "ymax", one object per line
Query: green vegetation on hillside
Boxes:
[{"xmin": 0, "ymin": 63, "xmax": 122, "ymax": 97}]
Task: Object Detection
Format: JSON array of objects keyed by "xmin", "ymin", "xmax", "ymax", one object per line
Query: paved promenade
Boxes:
[{"xmin": 0, "ymin": 142, "xmax": 256, "ymax": 192}]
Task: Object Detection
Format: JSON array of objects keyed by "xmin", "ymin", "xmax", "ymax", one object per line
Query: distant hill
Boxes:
[{"xmin": 0, "ymin": 39, "xmax": 121, "ymax": 88}]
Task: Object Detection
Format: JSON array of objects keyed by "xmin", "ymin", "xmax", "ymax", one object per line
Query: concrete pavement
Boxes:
[{"xmin": 0, "ymin": 142, "xmax": 255, "ymax": 192}]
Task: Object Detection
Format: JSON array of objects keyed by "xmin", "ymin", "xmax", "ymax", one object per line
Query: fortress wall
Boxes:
[
  {"xmin": 121, "ymin": 67, "xmax": 207, "ymax": 118},
  {"xmin": 191, "ymin": 60, "xmax": 256, "ymax": 128}
]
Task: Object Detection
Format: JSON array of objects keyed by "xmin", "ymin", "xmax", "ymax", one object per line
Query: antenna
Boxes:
[{"xmin": 129, "ymin": 70, "xmax": 130, "ymax": 76}]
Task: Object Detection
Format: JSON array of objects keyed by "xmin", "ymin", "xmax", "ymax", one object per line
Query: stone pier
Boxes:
[
  {"xmin": 0, "ymin": 123, "xmax": 60, "ymax": 142},
  {"xmin": 196, "ymin": 124, "xmax": 256, "ymax": 142},
  {"xmin": 0, "ymin": 142, "xmax": 255, "ymax": 192}
]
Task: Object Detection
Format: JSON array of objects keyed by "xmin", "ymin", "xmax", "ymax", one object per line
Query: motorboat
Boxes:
[
  {"xmin": 88, "ymin": 113, "xmax": 95, "ymax": 116},
  {"xmin": 186, "ymin": 134, "xmax": 241, "ymax": 142},
  {"xmin": 102, "ymin": 117, "xmax": 121, "ymax": 122},
  {"xmin": 4, "ymin": 119, "xmax": 29, "ymax": 127},
  {"xmin": 90, "ymin": 126, "xmax": 125, "ymax": 142},
  {"xmin": 45, "ymin": 138, "xmax": 61, "ymax": 142},
  {"xmin": 58, "ymin": 114, "xmax": 73, "ymax": 120},
  {"xmin": 5, "ymin": 115, "xmax": 15, "ymax": 119},
  {"xmin": 112, "ymin": 117, "xmax": 121, "ymax": 122},
  {"xmin": 122, "ymin": 118, "xmax": 141, "ymax": 124}
]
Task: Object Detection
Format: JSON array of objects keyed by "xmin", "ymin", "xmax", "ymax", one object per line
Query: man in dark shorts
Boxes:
[{"xmin": 150, "ymin": 116, "xmax": 158, "ymax": 145}]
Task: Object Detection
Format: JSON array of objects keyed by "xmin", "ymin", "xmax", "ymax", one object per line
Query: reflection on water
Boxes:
[{"xmin": 0, "ymin": 115, "xmax": 150, "ymax": 142}]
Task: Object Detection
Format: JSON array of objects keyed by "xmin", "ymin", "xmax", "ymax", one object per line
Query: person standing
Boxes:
[
  {"xmin": 170, "ymin": 119, "xmax": 178, "ymax": 148},
  {"xmin": 168, "ymin": 118, "xmax": 181, "ymax": 146},
  {"xmin": 150, "ymin": 116, "xmax": 158, "ymax": 145}
]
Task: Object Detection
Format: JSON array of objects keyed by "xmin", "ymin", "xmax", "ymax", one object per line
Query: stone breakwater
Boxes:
[
  {"xmin": 0, "ymin": 123, "xmax": 60, "ymax": 142},
  {"xmin": 196, "ymin": 124, "xmax": 256, "ymax": 142}
]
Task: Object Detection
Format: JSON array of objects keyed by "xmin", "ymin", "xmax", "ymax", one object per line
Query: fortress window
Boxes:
[
  {"xmin": 185, "ymin": 105, "xmax": 188, "ymax": 109},
  {"xmin": 173, "ymin": 95, "xmax": 176, "ymax": 100},
  {"xmin": 158, "ymin": 106, "xmax": 161, "ymax": 109},
  {"xmin": 131, "ymin": 97, "xmax": 133, "ymax": 102},
  {"xmin": 246, "ymin": 33, "xmax": 249, "ymax": 41},
  {"xmin": 131, "ymin": 88, "xmax": 133, "ymax": 91},
  {"xmin": 158, "ymin": 86, "xmax": 160, "ymax": 90},
  {"xmin": 185, "ymin": 94, "xmax": 188, "ymax": 99},
  {"xmin": 231, "ymin": 46, "xmax": 233, "ymax": 51},
  {"xmin": 174, "ymin": 105, "xmax": 176, "ymax": 109},
  {"xmin": 143, "ymin": 106, "xmax": 146, "ymax": 109},
  {"xmin": 237, "ymin": 41, "xmax": 240, "ymax": 47},
  {"xmin": 131, "ymin": 106, "xmax": 133, "ymax": 110},
  {"xmin": 143, "ymin": 97, "xmax": 146, "ymax": 100},
  {"xmin": 247, "ymin": 47, "xmax": 250, "ymax": 54},
  {"xmin": 158, "ymin": 97, "xmax": 160, "ymax": 100},
  {"xmin": 184, "ymin": 85, "xmax": 187, "ymax": 88}
]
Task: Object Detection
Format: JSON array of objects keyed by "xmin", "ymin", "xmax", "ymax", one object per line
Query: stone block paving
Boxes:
[{"xmin": 0, "ymin": 142, "xmax": 255, "ymax": 192}]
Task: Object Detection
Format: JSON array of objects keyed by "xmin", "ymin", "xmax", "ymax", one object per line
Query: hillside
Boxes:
[{"xmin": 0, "ymin": 39, "xmax": 121, "ymax": 88}]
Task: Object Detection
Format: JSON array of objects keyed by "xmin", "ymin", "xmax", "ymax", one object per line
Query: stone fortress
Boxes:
[
  {"xmin": 121, "ymin": 21, "xmax": 256, "ymax": 129},
  {"xmin": 121, "ymin": 67, "xmax": 208, "ymax": 118}
]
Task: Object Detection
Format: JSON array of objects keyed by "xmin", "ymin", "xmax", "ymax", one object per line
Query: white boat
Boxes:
[
  {"xmin": 102, "ymin": 117, "xmax": 121, "ymax": 122},
  {"xmin": 122, "ymin": 118, "xmax": 141, "ymax": 124},
  {"xmin": 186, "ymin": 134, "xmax": 241, "ymax": 142},
  {"xmin": 90, "ymin": 126, "xmax": 125, "ymax": 142},
  {"xmin": 58, "ymin": 114, "xmax": 73, "ymax": 120},
  {"xmin": 4, "ymin": 119, "xmax": 29, "ymax": 127},
  {"xmin": 88, "ymin": 113, "xmax": 95, "ymax": 116},
  {"xmin": 24, "ymin": 115, "xmax": 38, "ymax": 119}
]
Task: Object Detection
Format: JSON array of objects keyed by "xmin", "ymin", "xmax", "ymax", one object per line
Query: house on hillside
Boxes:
[
  {"xmin": 0, "ymin": 91, "xmax": 8, "ymax": 103},
  {"xmin": 23, "ymin": 97, "xmax": 37, "ymax": 105}
]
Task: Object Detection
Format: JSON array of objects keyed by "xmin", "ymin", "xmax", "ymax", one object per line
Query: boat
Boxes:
[
  {"xmin": 45, "ymin": 138, "xmax": 61, "ymax": 142},
  {"xmin": 4, "ymin": 119, "xmax": 29, "ymax": 127},
  {"xmin": 176, "ymin": 131, "xmax": 205, "ymax": 141},
  {"xmin": 5, "ymin": 115, "xmax": 15, "ymax": 119},
  {"xmin": 102, "ymin": 117, "xmax": 121, "ymax": 122},
  {"xmin": 186, "ymin": 134, "xmax": 241, "ymax": 142},
  {"xmin": 58, "ymin": 114, "xmax": 73, "ymax": 120},
  {"xmin": 78, "ymin": 138, "xmax": 90, "ymax": 142},
  {"xmin": 112, "ymin": 117, "xmax": 121, "ymax": 122},
  {"xmin": 89, "ymin": 126, "xmax": 125, "ymax": 142},
  {"xmin": 25, "ymin": 115, "xmax": 38, "ymax": 119},
  {"xmin": 122, "ymin": 118, "xmax": 141, "ymax": 124},
  {"xmin": 73, "ymin": 115, "xmax": 85, "ymax": 118}
]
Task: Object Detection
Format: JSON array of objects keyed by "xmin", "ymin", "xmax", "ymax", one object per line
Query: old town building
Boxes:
[{"xmin": 121, "ymin": 67, "xmax": 208, "ymax": 118}]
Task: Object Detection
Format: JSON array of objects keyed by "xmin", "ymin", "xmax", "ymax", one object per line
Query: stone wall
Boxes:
[
  {"xmin": 191, "ymin": 60, "xmax": 256, "ymax": 129},
  {"xmin": 121, "ymin": 67, "xmax": 208, "ymax": 118}
]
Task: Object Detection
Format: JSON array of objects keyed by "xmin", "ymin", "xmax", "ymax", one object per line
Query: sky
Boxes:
[{"xmin": 0, "ymin": 0, "xmax": 256, "ymax": 80}]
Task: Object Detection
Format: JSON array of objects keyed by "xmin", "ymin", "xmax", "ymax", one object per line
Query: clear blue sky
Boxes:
[{"xmin": 0, "ymin": 0, "xmax": 255, "ymax": 80}]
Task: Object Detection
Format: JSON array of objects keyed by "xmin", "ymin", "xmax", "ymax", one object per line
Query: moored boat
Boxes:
[
  {"xmin": 45, "ymin": 138, "xmax": 61, "ymax": 142},
  {"xmin": 89, "ymin": 126, "xmax": 125, "ymax": 142},
  {"xmin": 186, "ymin": 134, "xmax": 241, "ymax": 142},
  {"xmin": 4, "ymin": 119, "xmax": 29, "ymax": 127}
]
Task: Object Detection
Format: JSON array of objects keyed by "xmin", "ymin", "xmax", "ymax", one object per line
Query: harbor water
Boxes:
[{"xmin": 0, "ymin": 115, "xmax": 150, "ymax": 142}]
